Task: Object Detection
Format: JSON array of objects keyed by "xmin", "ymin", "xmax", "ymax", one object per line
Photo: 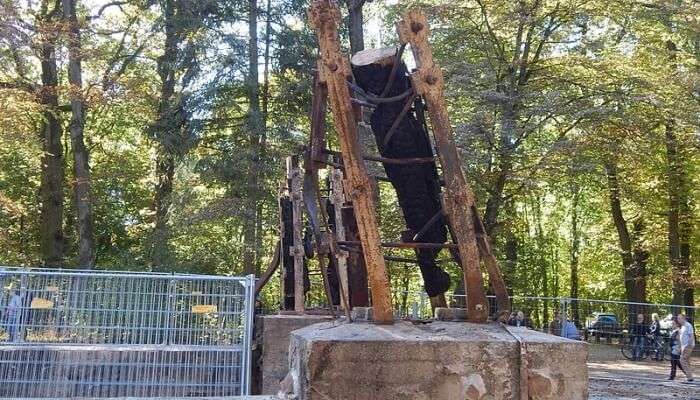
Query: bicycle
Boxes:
[{"xmin": 620, "ymin": 334, "xmax": 671, "ymax": 361}]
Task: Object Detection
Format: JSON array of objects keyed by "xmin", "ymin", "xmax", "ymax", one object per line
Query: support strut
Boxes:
[{"xmin": 309, "ymin": 0, "xmax": 394, "ymax": 324}]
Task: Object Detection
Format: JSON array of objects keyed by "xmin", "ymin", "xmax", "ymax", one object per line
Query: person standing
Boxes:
[
  {"xmin": 558, "ymin": 312, "xmax": 581, "ymax": 340},
  {"xmin": 508, "ymin": 311, "xmax": 532, "ymax": 329},
  {"xmin": 668, "ymin": 319, "xmax": 685, "ymax": 380},
  {"xmin": 677, "ymin": 314, "xmax": 695, "ymax": 382},
  {"xmin": 549, "ymin": 311, "xmax": 562, "ymax": 336},
  {"xmin": 629, "ymin": 313, "xmax": 647, "ymax": 361}
]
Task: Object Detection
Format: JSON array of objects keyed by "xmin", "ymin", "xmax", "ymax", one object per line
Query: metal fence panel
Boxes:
[{"xmin": 0, "ymin": 268, "xmax": 255, "ymax": 398}]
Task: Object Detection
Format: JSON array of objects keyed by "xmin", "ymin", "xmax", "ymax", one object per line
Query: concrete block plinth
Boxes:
[
  {"xmin": 257, "ymin": 313, "xmax": 334, "ymax": 395},
  {"xmin": 285, "ymin": 321, "xmax": 587, "ymax": 400}
]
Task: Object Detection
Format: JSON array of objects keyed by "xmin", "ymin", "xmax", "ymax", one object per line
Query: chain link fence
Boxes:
[
  {"xmin": 395, "ymin": 291, "xmax": 699, "ymax": 358},
  {"xmin": 0, "ymin": 268, "xmax": 255, "ymax": 398}
]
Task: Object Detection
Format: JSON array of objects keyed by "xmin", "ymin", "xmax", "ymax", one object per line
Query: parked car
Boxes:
[{"xmin": 585, "ymin": 312, "xmax": 623, "ymax": 341}]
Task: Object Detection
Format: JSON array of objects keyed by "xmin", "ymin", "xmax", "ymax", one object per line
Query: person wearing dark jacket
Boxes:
[
  {"xmin": 629, "ymin": 313, "xmax": 647, "ymax": 361},
  {"xmin": 508, "ymin": 311, "xmax": 532, "ymax": 329}
]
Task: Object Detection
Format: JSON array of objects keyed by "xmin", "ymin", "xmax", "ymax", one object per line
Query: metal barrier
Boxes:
[
  {"xmin": 397, "ymin": 292, "xmax": 699, "ymax": 349},
  {"xmin": 0, "ymin": 268, "xmax": 255, "ymax": 398}
]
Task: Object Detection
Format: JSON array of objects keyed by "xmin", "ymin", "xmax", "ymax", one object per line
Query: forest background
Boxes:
[{"xmin": 0, "ymin": 0, "xmax": 698, "ymax": 311}]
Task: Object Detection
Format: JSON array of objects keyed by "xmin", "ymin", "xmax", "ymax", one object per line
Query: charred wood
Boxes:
[{"xmin": 351, "ymin": 49, "xmax": 450, "ymax": 298}]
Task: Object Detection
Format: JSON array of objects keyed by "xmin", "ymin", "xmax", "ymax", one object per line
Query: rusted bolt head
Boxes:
[
  {"xmin": 411, "ymin": 21, "xmax": 424, "ymax": 33},
  {"xmin": 425, "ymin": 75, "xmax": 438, "ymax": 85}
]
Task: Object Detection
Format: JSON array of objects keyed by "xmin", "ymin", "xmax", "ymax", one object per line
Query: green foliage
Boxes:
[{"xmin": 0, "ymin": 0, "xmax": 698, "ymax": 307}]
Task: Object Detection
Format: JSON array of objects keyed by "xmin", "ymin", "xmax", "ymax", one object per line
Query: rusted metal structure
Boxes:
[{"xmin": 260, "ymin": 1, "xmax": 510, "ymax": 324}]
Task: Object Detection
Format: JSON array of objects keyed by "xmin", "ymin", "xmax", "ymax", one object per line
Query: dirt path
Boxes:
[{"xmin": 588, "ymin": 344, "xmax": 700, "ymax": 399}]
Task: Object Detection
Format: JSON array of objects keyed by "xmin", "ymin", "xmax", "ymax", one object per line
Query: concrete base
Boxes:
[
  {"xmin": 257, "ymin": 314, "xmax": 334, "ymax": 395},
  {"xmin": 285, "ymin": 321, "xmax": 588, "ymax": 400}
]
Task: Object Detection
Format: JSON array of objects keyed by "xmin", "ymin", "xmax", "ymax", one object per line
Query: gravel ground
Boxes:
[{"xmin": 587, "ymin": 344, "xmax": 700, "ymax": 399}]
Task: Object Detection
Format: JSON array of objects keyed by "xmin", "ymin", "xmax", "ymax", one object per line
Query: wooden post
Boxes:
[
  {"xmin": 309, "ymin": 0, "xmax": 394, "ymax": 324},
  {"xmin": 287, "ymin": 156, "xmax": 305, "ymax": 313},
  {"xmin": 397, "ymin": 11, "xmax": 489, "ymax": 322},
  {"xmin": 329, "ymin": 167, "xmax": 351, "ymax": 314}
]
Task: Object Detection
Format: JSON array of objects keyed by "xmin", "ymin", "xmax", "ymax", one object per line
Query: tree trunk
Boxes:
[
  {"xmin": 150, "ymin": 0, "xmax": 178, "ymax": 270},
  {"xmin": 63, "ymin": 0, "xmax": 95, "ymax": 268},
  {"xmin": 262, "ymin": 0, "xmax": 272, "ymax": 119},
  {"xmin": 151, "ymin": 152, "xmax": 175, "ymax": 270},
  {"xmin": 533, "ymin": 195, "xmax": 549, "ymax": 319},
  {"xmin": 37, "ymin": 1, "xmax": 65, "ymax": 267},
  {"xmin": 346, "ymin": 0, "xmax": 364, "ymax": 54},
  {"xmin": 483, "ymin": 98, "xmax": 517, "ymax": 238},
  {"xmin": 569, "ymin": 185, "xmax": 581, "ymax": 326},
  {"xmin": 503, "ymin": 228, "xmax": 517, "ymax": 292},
  {"xmin": 604, "ymin": 162, "xmax": 646, "ymax": 307},
  {"xmin": 665, "ymin": 40, "xmax": 694, "ymax": 318},
  {"xmin": 253, "ymin": 0, "xmax": 273, "ymax": 275},
  {"xmin": 243, "ymin": 0, "xmax": 262, "ymax": 275},
  {"xmin": 665, "ymin": 120, "xmax": 694, "ymax": 314}
]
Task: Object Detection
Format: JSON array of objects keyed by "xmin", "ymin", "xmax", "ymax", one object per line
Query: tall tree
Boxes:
[
  {"xmin": 150, "ymin": 0, "xmax": 178, "ymax": 269},
  {"xmin": 63, "ymin": 0, "xmax": 95, "ymax": 268},
  {"xmin": 604, "ymin": 161, "xmax": 647, "ymax": 305},
  {"xmin": 345, "ymin": 0, "xmax": 366, "ymax": 54},
  {"xmin": 242, "ymin": 0, "xmax": 263, "ymax": 275},
  {"xmin": 148, "ymin": 0, "xmax": 208, "ymax": 270},
  {"xmin": 664, "ymin": 39, "xmax": 694, "ymax": 315},
  {"xmin": 37, "ymin": 0, "xmax": 65, "ymax": 266},
  {"xmin": 255, "ymin": 0, "xmax": 273, "ymax": 274},
  {"xmin": 569, "ymin": 183, "xmax": 581, "ymax": 325}
]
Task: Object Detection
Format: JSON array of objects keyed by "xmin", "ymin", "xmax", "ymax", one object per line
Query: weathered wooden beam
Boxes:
[
  {"xmin": 309, "ymin": 0, "xmax": 393, "ymax": 324},
  {"xmin": 310, "ymin": 71, "xmax": 328, "ymax": 169},
  {"xmin": 287, "ymin": 156, "xmax": 305, "ymax": 313},
  {"xmin": 329, "ymin": 167, "xmax": 352, "ymax": 317},
  {"xmin": 397, "ymin": 11, "xmax": 489, "ymax": 322}
]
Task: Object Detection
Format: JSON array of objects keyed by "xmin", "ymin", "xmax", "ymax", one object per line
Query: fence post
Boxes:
[
  {"xmin": 17, "ymin": 274, "xmax": 27, "ymax": 343},
  {"xmin": 240, "ymin": 274, "xmax": 256, "ymax": 396},
  {"xmin": 163, "ymin": 279, "xmax": 175, "ymax": 345}
]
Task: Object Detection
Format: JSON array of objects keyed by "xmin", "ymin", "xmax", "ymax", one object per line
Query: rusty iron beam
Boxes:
[
  {"xmin": 337, "ymin": 240, "xmax": 457, "ymax": 250},
  {"xmin": 412, "ymin": 209, "xmax": 444, "ymax": 242},
  {"xmin": 321, "ymin": 148, "xmax": 436, "ymax": 165}
]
